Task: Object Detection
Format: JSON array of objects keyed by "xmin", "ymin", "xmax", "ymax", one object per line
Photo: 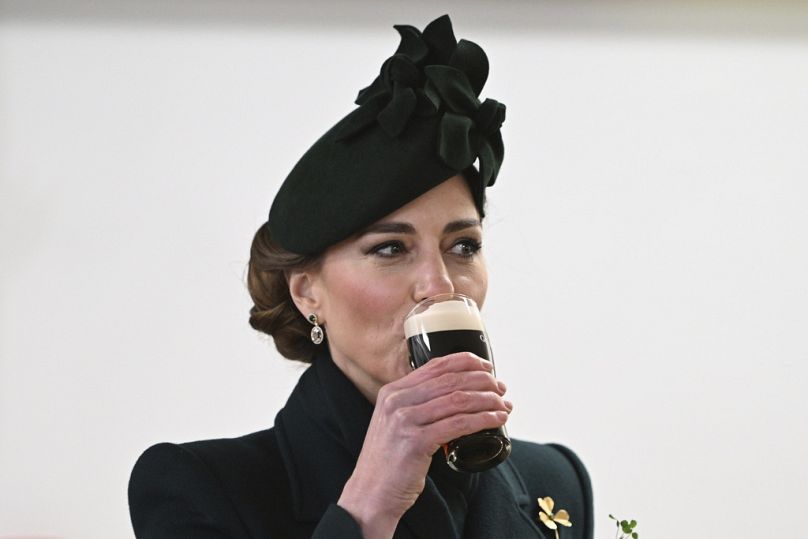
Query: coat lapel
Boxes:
[
  {"xmin": 464, "ymin": 460, "xmax": 549, "ymax": 539},
  {"xmin": 399, "ymin": 453, "xmax": 548, "ymax": 539},
  {"xmin": 275, "ymin": 351, "xmax": 542, "ymax": 538},
  {"xmin": 396, "ymin": 474, "xmax": 461, "ymax": 539},
  {"xmin": 276, "ymin": 352, "xmax": 461, "ymax": 538},
  {"xmin": 274, "ymin": 352, "xmax": 374, "ymax": 522}
]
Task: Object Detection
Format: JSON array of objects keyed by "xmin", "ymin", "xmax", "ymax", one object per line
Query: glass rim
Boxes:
[{"xmin": 405, "ymin": 292, "xmax": 478, "ymax": 320}]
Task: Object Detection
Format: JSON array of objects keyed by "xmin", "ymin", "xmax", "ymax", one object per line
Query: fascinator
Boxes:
[{"xmin": 268, "ymin": 14, "xmax": 505, "ymax": 255}]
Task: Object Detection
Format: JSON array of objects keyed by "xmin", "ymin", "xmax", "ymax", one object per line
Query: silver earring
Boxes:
[{"xmin": 308, "ymin": 313, "xmax": 324, "ymax": 345}]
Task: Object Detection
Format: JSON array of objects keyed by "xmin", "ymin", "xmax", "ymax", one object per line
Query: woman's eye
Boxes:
[
  {"xmin": 369, "ymin": 241, "xmax": 406, "ymax": 258},
  {"xmin": 450, "ymin": 238, "xmax": 482, "ymax": 258}
]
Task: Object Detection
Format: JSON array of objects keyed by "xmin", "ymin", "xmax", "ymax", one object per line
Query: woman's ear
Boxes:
[{"xmin": 287, "ymin": 269, "xmax": 323, "ymax": 321}]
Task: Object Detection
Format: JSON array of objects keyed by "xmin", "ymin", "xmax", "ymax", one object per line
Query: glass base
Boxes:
[{"xmin": 446, "ymin": 429, "xmax": 512, "ymax": 473}]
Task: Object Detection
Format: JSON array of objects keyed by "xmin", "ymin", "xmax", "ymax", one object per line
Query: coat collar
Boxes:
[
  {"xmin": 274, "ymin": 350, "xmax": 369, "ymax": 522},
  {"xmin": 274, "ymin": 349, "xmax": 545, "ymax": 538}
]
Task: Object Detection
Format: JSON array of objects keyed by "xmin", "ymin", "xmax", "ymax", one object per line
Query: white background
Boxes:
[{"xmin": 2, "ymin": 1, "xmax": 807, "ymax": 538}]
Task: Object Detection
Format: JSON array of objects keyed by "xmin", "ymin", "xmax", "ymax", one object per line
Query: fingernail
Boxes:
[
  {"xmin": 496, "ymin": 380, "xmax": 507, "ymax": 393},
  {"xmin": 504, "ymin": 400, "xmax": 514, "ymax": 411},
  {"xmin": 481, "ymin": 359, "xmax": 494, "ymax": 371}
]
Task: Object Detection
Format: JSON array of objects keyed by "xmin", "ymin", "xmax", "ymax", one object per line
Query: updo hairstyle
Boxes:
[{"xmin": 247, "ymin": 222, "xmax": 322, "ymax": 363}]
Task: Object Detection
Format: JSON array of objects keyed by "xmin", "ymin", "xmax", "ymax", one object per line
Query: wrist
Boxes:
[{"xmin": 338, "ymin": 476, "xmax": 401, "ymax": 539}]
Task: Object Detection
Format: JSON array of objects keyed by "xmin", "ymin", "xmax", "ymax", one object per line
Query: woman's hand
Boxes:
[{"xmin": 337, "ymin": 352, "xmax": 512, "ymax": 539}]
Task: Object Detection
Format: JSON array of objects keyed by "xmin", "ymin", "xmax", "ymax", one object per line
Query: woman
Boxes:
[{"xmin": 129, "ymin": 15, "xmax": 593, "ymax": 539}]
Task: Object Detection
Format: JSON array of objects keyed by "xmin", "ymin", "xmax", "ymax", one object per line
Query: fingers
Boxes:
[
  {"xmin": 371, "ymin": 400, "xmax": 511, "ymax": 460},
  {"xmin": 397, "ymin": 352, "xmax": 494, "ymax": 389},
  {"xmin": 379, "ymin": 381, "xmax": 512, "ymax": 451},
  {"xmin": 422, "ymin": 410, "xmax": 510, "ymax": 448},
  {"xmin": 382, "ymin": 369, "xmax": 501, "ymax": 411},
  {"xmin": 408, "ymin": 389, "xmax": 512, "ymax": 426},
  {"xmin": 378, "ymin": 352, "xmax": 499, "ymax": 409},
  {"xmin": 370, "ymin": 351, "xmax": 511, "ymax": 455}
]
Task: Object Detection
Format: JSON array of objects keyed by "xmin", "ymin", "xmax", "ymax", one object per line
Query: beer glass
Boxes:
[{"xmin": 404, "ymin": 293, "xmax": 511, "ymax": 472}]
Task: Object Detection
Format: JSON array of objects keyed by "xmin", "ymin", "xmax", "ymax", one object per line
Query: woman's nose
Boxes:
[{"xmin": 413, "ymin": 252, "xmax": 454, "ymax": 302}]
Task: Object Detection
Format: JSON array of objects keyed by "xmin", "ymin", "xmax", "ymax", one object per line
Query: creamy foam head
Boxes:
[{"xmin": 404, "ymin": 299, "xmax": 485, "ymax": 338}]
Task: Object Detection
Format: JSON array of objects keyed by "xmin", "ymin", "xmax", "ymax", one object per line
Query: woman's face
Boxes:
[{"xmin": 299, "ymin": 175, "xmax": 488, "ymax": 403}]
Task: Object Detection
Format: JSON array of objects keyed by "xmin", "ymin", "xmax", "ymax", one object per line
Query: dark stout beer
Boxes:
[{"xmin": 405, "ymin": 296, "xmax": 511, "ymax": 473}]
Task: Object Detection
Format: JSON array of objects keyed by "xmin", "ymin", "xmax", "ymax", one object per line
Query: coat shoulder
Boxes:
[
  {"xmin": 128, "ymin": 429, "xmax": 300, "ymax": 538},
  {"xmin": 507, "ymin": 439, "xmax": 594, "ymax": 539}
]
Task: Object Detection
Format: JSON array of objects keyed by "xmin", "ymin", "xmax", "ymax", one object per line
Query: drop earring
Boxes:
[{"xmin": 308, "ymin": 313, "xmax": 324, "ymax": 345}]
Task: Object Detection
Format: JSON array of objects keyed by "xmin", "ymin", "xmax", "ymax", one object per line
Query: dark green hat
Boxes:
[{"xmin": 268, "ymin": 14, "xmax": 505, "ymax": 255}]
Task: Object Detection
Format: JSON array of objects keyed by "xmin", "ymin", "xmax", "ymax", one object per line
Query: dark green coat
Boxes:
[{"xmin": 129, "ymin": 351, "xmax": 593, "ymax": 538}]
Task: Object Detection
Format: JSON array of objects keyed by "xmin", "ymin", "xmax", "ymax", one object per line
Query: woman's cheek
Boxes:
[
  {"xmin": 340, "ymin": 274, "xmax": 401, "ymax": 322},
  {"xmin": 454, "ymin": 268, "xmax": 488, "ymax": 304}
]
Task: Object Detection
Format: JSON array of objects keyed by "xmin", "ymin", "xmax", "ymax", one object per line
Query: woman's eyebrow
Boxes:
[
  {"xmin": 360, "ymin": 218, "xmax": 481, "ymax": 236},
  {"xmin": 362, "ymin": 222, "xmax": 416, "ymax": 235},
  {"xmin": 444, "ymin": 218, "xmax": 481, "ymax": 234}
]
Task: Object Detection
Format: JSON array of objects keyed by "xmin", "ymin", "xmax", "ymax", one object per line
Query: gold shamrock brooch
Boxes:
[{"xmin": 538, "ymin": 496, "xmax": 572, "ymax": 539}]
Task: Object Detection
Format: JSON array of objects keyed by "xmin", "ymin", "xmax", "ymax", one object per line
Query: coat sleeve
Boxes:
[
  {"xmin": 312, "ymin": 504, "xmax": 365, "ymax": 538},
  {"xmin": 128, "ymin": 443, "xmax": 250, "ymax": 538},
  {"xmin": 129, "ymin": 442, "xmax": 365, "ymax": 538},
  {"xmin": 548, "ymin": 443, "xmax": 594, "ymax": 539}
]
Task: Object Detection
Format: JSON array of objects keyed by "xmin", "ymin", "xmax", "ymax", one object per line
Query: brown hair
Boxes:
[{"xmin": 247, "ymin": 222, "xmax": 322, "ymax": 363}]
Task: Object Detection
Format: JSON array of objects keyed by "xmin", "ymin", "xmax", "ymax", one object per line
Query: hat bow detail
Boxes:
[{"xmin": 335, "ymin": 14, "xmax": 506, "ymax": 189}]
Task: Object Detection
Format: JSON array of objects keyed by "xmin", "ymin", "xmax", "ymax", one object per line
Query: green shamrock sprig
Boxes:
[{"xmin": 608, "ymin": 514, "xmax": 639, "ymax": 539}]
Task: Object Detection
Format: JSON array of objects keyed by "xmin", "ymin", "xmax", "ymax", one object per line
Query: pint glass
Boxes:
[{"xmin": 404, "ymin": 293, "xmax": 511, "ymax": 472}]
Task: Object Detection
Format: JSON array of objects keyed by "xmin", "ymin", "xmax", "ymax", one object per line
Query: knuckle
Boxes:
[
  {"xmin": 449, "ymin": 415, "xmax": 470, "ymax": 433},
  {"xmin": 380, "ymin": 388, "xmax": 402, "ymax": 412},
  {"xmin": 488, "ymin": 394, "xmax": 506, "ymax": 412},
  {"xmin": 469, "ymin": 371, "xmax": 497, "ymax": 391},
  {"xmin": 429, "ymin": 355, "xmax": 452, "ymax": 370},
  {"xmin": 439, "ymin": 373, "xmax": 461, "ymax": 392},
  {"xmin": 450, "ymin": 390, "xmax": 471, "ymax": 408},
  {"xmin": 391, "ymin": 406, "xmax": 411, "ymax": 425},
  {"xmin": 478, "ymin": 371, "xmax": 495, "ymax": 385}
]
